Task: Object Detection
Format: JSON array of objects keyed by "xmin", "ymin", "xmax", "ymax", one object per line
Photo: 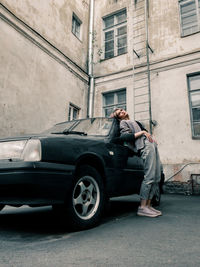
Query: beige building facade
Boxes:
[
  {"xmin": 0, "ymin": 0, "xmax": 89, "ymax": 137},
  {"xmin": 93, "ymin": 0, "xmax": 200, "ymax": 185},
  {"xmin": 0, "ymin": 0, "xmax": 200, "ymax": 186}
]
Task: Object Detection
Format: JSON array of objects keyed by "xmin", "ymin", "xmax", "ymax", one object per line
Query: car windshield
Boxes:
[{"xmin": 44, "ymin": 118, "xmax": 113, "ymax": 136}]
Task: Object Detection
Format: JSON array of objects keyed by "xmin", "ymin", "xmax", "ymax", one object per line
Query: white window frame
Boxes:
[
  {"xmin": 68, "ymin": 103, "xmax": 80, "ymax": 121},
  {"xmin": 102, "ymin": 88, "xmax": 126, "ymax": 117},
  {"xmin": 187, "ymin": 73, "xmax": 200, "ymax": 138},
  {"xmin": 72, "ymin": 13, "xmax": 82, "ymax": 40},
  {"xmin": 103, "ymin": 9, "xmax": 127, "ymax": 59},
  {"xmin": 179, "ymin": 0, "xmax": 200, "ymax": 36}
]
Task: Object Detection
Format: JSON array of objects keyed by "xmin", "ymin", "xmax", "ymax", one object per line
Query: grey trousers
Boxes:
[{"xmin": 139, "ymin": 139, "xmax": 162, "ymax": 200}]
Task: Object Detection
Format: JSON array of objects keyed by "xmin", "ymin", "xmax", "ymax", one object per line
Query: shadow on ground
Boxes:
[{"xmin": 0, "ymin": 196, "xmax": 140, "ymax": 238}]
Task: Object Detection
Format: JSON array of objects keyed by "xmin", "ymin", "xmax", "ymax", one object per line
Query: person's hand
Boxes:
[{"xmin": 143, "ymin": 131, "xmax": 154, "ymax": 143}]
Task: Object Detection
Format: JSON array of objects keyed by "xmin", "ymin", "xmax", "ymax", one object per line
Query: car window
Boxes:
[
  {"xmin": 44, "ymin": 118, "xmax": 113, "ymax": 136},
  {"xmin": 73, "ymin": 118, "xmax": 113, "ymax": 136},
  {"xmin": 42, "ymin": 121, "xmax": 77, "ymax": 134}
]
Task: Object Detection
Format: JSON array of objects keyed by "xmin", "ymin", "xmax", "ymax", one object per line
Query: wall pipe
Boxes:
[
  {"xmin": 88, "ymin": 0, "xmax": 95, "ymax": 118},
  {"xmin": 145, "ymin": 0, "xmax": 153, "ymax": 134}
]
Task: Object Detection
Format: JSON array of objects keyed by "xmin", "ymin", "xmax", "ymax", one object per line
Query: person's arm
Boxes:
[
  {"xmin": 136, "ymin": 121, "xmax": 154, "ymax": 142},
  {"xmin": 119, "ymin": 120, "xmax": 136, "ymax": 142},
  {"xmin": 120, "ymin": 120, "xmax": 153, "ymax": 143},
  {"xmin": 112, "ymin": 120, "xmax": 153, "ymax": 144},
  {"xmin": 135, "ymin": 130, "xmax": 154, "ymax": 142}
]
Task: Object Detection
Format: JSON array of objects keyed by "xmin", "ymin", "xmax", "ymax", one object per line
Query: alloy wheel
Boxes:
[{"xmin": 72, "ymin": 175, "xmax": 100, "ymax": 220}]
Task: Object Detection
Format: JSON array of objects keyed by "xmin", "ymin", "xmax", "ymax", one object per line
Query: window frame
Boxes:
[
  {"xmin": 102, "ymin": 88, "xmax": 126, "ymax": 117},
  {"xmin": 179, "ymin": 0, "xmax": 200, "ymax": 37},
  {"xmin": 187, "ymin": 72, "xmax": 200, "ymax": 139},
  {"xmin": 72, "ymin": 13, "xmax": 82, "ymax": 40},
  {"xmin": 103, "ymin": 9, "xmax": 127, "ymax": 59},
  {"xmin": 68, "ymin": 103, "xmax": 80, "ymax": 121}
]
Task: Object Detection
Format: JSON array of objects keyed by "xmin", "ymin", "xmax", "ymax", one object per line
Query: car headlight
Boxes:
[
  {"xmin": 0, "ymin": 139, "xmax": 41, "ymax": 162},
  {"xmin": 21, "ymin": 139, "xmax": 41, "ymax": 162}
]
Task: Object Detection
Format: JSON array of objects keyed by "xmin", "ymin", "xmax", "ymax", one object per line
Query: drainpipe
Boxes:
[
  {"xmin": 88, "ymin": 0, "xmax": 94, "ymax": 118},
  {"xmin": 145, "ymin": 0, "xmax": 153, "ymax": 134}
]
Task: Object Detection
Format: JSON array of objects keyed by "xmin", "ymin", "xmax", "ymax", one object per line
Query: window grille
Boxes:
[
  {"xmin": 179, "ymin": 0, "xmax": 200, "ymax": 36},
  {"xmin": 103, "ymin": 89, "xmax": 126, "ymax": 117},
  {"xmin": 103, "ymin": 9, "xmax": 127, "ymax": 59},
  {"xmin": 187, "ymin": 73, "xmax": 200, "ymax": 138}
]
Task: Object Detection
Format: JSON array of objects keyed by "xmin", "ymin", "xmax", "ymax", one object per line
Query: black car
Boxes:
[{"xmin": 0, "ymin": 117, "xmax": 164, "ymax": 230}]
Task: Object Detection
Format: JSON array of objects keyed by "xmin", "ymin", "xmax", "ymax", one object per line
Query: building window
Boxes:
[
  {"xmin": 103, "ymin": 9, "xmax": 127, "ymax": 59},
  {"xmin": 72, "ymin": 13, "xmax": 82, "ymax": 39},
  {"xmin": 103, "ymin": 89, "xmax": 126, "ymax": 117},
  {"xmin": 188, "ymin": 73, "xmax": 200, "ymax": 138},
  {"xmin": 179, "ymin": 0, "xmax": 200, "ymax": 36},
  {"xmin": 68, "ymin": 103, "xmax": 80, "ymax": 121}
]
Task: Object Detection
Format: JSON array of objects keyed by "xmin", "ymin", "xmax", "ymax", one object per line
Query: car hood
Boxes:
[
  {"xmin": 0, "ymin": 134, "xmax": 46, "ymax": 142},
  {"xmin": 0, "ymin": 133, "xmax": 106, "ymax": 142}
]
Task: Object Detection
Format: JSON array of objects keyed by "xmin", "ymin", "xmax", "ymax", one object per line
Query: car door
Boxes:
[
  {"xmin": 105, "ymin": 141, "xmax": 144, "ymax": 197},
  {"xmin": 124, "ymin": 153, "xmax": 144, "ymax": 194},
  {"xmin": 105, "ymin": 118, "xmax": 144, "ymax": 196}
]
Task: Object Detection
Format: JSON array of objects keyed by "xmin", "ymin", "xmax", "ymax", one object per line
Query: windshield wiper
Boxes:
[
  {"xmin": 52, "ymin": 130, "xmax": 87, "ymax": 136},
  {"xmin": 63, "ymin": 130, "xmax": 87, "ymax": 136}
]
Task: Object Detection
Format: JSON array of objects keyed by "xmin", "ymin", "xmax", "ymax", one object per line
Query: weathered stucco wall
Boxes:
[
  {"xmin": 149, "ymin": 0, "xmax": 200, "ymax": 63},
  {"xmin": 0, "ymin": 4, "xmax": 88, "ymax": 137},
  {"xmin": 93, "ymin": 0, "xmax": 200, "ymax": 182},
  {"xmin": 1, "ymin": 0, "xmax": 200, "ymax": 183},
  {"xmin": 148, "ymin": 0, "xmax": 200, "ymax": 180},
  {"xmin": 94, "ymin": 71, "xmax": 134, "ymax": 118},
  {"xmin": 1, "ymin": 0, "xmax": 90, "ymax": 71},
  {"xmin": 151, "ymin": 62, "xmax": 200, "ymax": 164},
  {"xmin": 93, "ymin": 0, "xmax": 133, "ymax": 77}
]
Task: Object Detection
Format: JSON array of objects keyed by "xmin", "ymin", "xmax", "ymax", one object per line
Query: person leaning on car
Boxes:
[{"xmin": 111, "ymin": 108, "xmax": 162, "ymax": 218}]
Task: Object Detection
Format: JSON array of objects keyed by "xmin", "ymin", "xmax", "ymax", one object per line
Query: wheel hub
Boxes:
[
  {"xmin": 82, "ymin": 190, "xmax": 91, "ymax": 203},
  {"xmin": 73, "ymin": 175, "xmax": 100, "ymax": 220}
]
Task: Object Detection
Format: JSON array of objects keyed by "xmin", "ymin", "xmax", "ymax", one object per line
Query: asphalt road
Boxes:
[{"xmin": 0, "ymin": 194, "xmax": 200, "ymax": 267}]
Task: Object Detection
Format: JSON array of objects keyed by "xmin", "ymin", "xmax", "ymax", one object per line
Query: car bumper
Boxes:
[{"xmin": 0, "ymin": 161, "xmax": 75, "ymax": 206}]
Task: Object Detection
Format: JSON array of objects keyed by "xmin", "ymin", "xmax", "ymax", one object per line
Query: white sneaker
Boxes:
[
  {"xmin": 148, "ymin": 206, "xmax": 162, "ymax": 216},
  {"xmin": 137, "ymin": 206, "xmax": 159, "ymax": 218}
]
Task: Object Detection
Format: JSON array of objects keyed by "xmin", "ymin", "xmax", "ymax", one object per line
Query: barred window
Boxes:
[
  {"xmin": 103, "ymin": 89, "xmax": 126, "ymax": 117},
  {"xmin": 103, "ymin": 9, "xmax": 127, "ymax": 59},
  {"xmin": 188, "ymin": 73, "xmax": 200, "ymax": 138},
  {"xmin": 179, "ymin": 0, "xmax": 200, "ymax": 36}
]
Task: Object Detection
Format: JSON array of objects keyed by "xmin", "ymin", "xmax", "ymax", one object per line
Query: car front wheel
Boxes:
[{"xmin": 67, "ymin": 165, "xmax": 105, "ymax": 230}]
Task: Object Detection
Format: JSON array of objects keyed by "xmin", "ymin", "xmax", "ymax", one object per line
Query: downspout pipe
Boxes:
[
  {"xmin": 145, "ymin": 0, "xmax": 153, "ymax": 134},
  {"xmin": 88, "ymin": 0, "xmax": 94, "ymax": 118}
]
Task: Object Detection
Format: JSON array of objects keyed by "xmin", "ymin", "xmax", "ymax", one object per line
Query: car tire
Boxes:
[
  {"xmin": 0, "ymin": 205, "xmax": 5, "ymax": 211},
  {"xmin": 66, "ymin": 165, "xmax": 105, "ymax": 230}
]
